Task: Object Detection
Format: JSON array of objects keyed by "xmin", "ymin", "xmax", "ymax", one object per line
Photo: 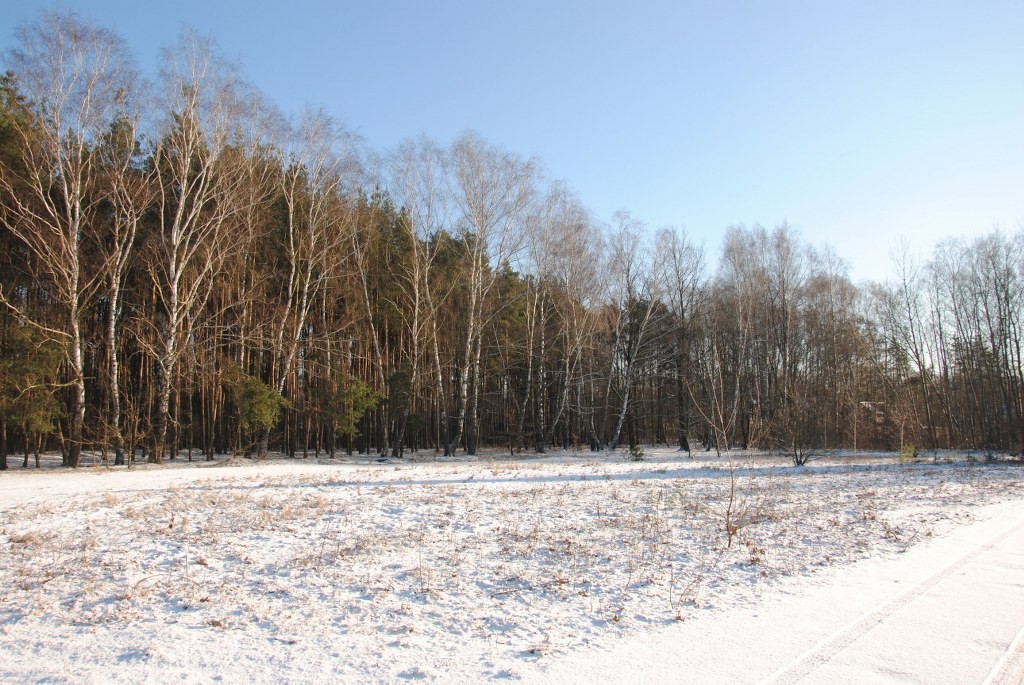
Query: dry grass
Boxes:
[{"xmin": 1, "ymin": 457, "xmax": 1021, "ymax": 678}]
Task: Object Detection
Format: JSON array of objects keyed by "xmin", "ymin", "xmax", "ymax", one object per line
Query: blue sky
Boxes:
[{"xmin": 3, "ymin": 0, "xmax": 1023, "ymax": 282}]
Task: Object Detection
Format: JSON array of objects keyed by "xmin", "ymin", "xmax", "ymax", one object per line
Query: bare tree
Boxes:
[
  {"xmin": 605, "ymin": 211, "xmax": 663, "ymax": 450},
  {"xmin": 802, "ymin": 246, "xmax": 861, "ymax": 450},
  {"xmin": 444, "ymin": 131, "xmax": 535, "ymax": 455},
  {"xmin": 656, "ymin": 225, "xmax": 706, "ymax": 454},
  {"xmin": 890, "ymin": 241, "xmax": 938, "ymax": 452},
  {"xmin": 518, "ymin": 182, "xmax": 597, "ymax": 452},
  {"xmin": 692, "ymin": 226, "xmax": 765, "ymax": 454},
  {"xmin": 260, "ymin": 108, "xmax": 354, "ymax": 457},
  {"xmin": 95, "ymin": 78, "xmax": 152, "ymax": 466},
  {"xmin": 0, "ymin": 12, "xmax": 139, "ymax": 466},
  {"xmin": 386, "ymin": 136, "xmax": 450, "ymax": 457},
  {"xmin": 347, "ymin": 188, "xmax": 392, "ymax": 457},
  {"xmin": 547, "ymin": 196, "xmax": 603, "ymax": 451},
  {"xmin": 145, "ymin": 30, "xmax": 258, "ymax": 462}
]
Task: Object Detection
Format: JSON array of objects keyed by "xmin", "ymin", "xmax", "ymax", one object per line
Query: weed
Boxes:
[
  {"xmin": 743, "ymin": 536, "xmax": 766, "ymax": 565},
  {"xmin": 8, "ymin": 532, "xmax": 36, "ymax": 545}
]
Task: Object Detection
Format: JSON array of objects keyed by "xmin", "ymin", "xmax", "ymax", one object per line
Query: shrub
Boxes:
[
  {"xmin": 327, "ymin": 375, "xmax": 381, "ymax": 440},
  {"xmin": 899, "ymin": 443, "xmax": 917, "ymax": 463},
  {"xmin": 235, "ymin": 375, "xmax": 288, "ymax": 434}
]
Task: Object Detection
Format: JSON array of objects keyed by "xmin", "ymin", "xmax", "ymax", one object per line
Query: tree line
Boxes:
[{"xmin": 1, "ymin": 12, "xmax": 1022, "ymax": 469}]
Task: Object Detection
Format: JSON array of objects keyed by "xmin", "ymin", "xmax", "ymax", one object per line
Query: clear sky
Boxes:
[{"xmin": 3, "ymin": 0, "xmax": 1023, "ymax": 283}]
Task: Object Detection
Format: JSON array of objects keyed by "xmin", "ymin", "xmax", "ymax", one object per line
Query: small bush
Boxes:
[
  {"xmin": 235, "ymin": 375, "xmax": 288, "ymax": 433},
  {"xmin": 627, "ymin": 445, "xmax": 645, "ymax": 462},
  {"xmin": 328, "ymin": 375, "xmax": 382, "ymax": 440},
  {"xmin": 899, "ymin": 443, "xmax": 917, "ymax": 463}
]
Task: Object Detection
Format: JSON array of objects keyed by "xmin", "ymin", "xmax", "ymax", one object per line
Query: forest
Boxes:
[{"xmin": 1, "ymin": 12, "xmax": 1023, "ymax": 469}]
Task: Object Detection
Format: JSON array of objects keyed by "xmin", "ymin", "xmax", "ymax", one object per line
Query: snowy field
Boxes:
[{"xmin": 2, "ymin": 449, "xmax": 1023, "ymax": 683}]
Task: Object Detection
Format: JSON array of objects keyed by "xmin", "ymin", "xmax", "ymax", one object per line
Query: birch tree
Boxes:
[
  {"xmin": 146, "ymin": 31, "xmax": 254, "ymax": 462},
  {"xmin": 0, "ymin": 12, "xmax": 138, "ymax": 466},
  {"xmin": 259, "ymin": 108, "xmax": 353, "ymax": 457},
  {"xmin": 95, "ymin": 87, "xmax": 151, "ymax": 465},
  {"xmin": 605, "ymin": 212, "xmax": 663, "ymax": 449},
  {"xmin": 444, "ymin": 131, "xmax": 534, "ymax": 455},
  {"xmin": 386, "ymin": 136, "xmax": 448, "ymax": 457},
  {"xmin": 526, "ymin": 184, "xmax": 597, "ymax": 451}
]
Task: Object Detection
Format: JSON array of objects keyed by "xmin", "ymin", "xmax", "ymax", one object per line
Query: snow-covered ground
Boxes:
[{"xmin": 1, "ymin": 449, "xmax": 1022, "ymax": 683}]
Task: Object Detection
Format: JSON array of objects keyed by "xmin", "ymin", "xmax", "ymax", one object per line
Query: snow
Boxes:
[{"xmin": 1, "ymin": 449, "xmax": 1023, "ymax": 683}]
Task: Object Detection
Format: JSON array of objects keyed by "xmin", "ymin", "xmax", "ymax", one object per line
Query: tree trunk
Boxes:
[
  {"xmin": 64, "ymin": 317, "xmax": 86, "ymax": 468},
  {"xmin": 0, "ymin": 414, "xmax": 7, "ymax": 471},
  {"xmin": 108, "ymin": 275, "xmax": 125, "ymax": 466}
]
